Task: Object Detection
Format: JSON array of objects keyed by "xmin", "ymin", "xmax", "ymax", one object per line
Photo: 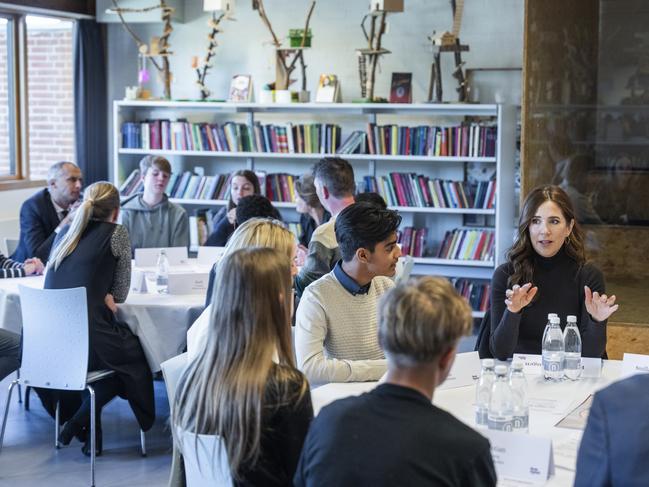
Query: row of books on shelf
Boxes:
[
  {"xmin": 119, "ymin": 168, "xmax": 298, "ymax": 204},
  {"xmin": 397, "ymin": 227, "xmax": 427, "ymax": 258},
  {"xmin": 363, "ymin": 174, "xmax": 496, "ymax": 209},
  {"xmin": 121, "ymin": 120, "xmax": 343, "ymax": 154},
  {"xmin": 451, "ymin": 278, "xmax": 491, "ymax": 312},
  {"xmin": 437, "ymin": 228, "xmax": 495, "ymax": 261},
  {"xmin": 120, "ymin": 120, "xmax": 496, "ymax": 158}
]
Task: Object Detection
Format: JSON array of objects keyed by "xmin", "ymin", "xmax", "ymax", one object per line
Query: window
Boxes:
[{"xmin": 0, "ymin": 12, "xmax": 75, "ymax": 187}]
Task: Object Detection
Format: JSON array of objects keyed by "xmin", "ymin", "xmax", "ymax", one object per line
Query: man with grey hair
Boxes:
[
  {"xmin": 295, "ymin": 277, "xmax": 497, "ymax": 487},
  {"xmin": 12, "ymin": 161, "xmax": 83, "ymax": 262}
]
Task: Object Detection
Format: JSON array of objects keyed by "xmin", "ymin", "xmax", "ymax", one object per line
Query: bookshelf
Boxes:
[{"xmin": 113, "ymin": 101, "xmax": 516, "ymax": 290}]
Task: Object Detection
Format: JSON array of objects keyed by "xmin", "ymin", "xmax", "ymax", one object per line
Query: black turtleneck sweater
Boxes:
[{"xmin": 489, "ymin": 246, "xmax": 607, "ymax": 360}]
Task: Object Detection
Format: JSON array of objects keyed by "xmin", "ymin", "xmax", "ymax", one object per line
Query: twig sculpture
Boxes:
[
  {"xmin": 111, "ymin": 0, "xmax": 174, "ymax": 100},
  {"xmin": 194, "ymin": 12, "xmax": 231, "ymax": 100},
  {"xmin": 356, "ymin": 10, "xmax": 391, "ymax": 101}
]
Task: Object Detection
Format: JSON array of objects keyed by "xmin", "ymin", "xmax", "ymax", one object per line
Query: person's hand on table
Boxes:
[
  {"xmin": 23, "ymin": 257, "xmax": 44, "ymax": 275},
  {"xmin": 585, "ymin": 285, "xmax": 618, "ymax": 322},
  {"xmin": 504, "ymin": 283, "xmax": 538, "ymax": 314}
]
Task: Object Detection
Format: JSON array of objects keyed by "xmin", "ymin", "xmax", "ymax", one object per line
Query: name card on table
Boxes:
[
  {"xmin": 167, "ymin": 272, "xmax": 209, "ymax": 295},
  {"xmin": 438, "ymin": 351, "xmax": 481, "ymax": 390},
  {"xmin": 621, "ymin": 353, "xmax": 649, "ymax": 378},
  {"xmin": 486, "ymin": 430, "xmax": 555, "ymax": 485},
  {"xmin": 513, "ymin": 354, "xmax": 543, "ymax": 375},
  {"xmin": 134, "ymin": 247, "xmax": 189, "ymax": 267},
  {"xmin": 130, "ymin": 268, "xmax": 148, "ymax": 293},
  {"xmin": 580, "ymin": 357, "xmax": 602, "ymax": 378}
]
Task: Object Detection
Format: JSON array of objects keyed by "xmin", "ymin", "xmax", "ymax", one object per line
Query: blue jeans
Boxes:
[{"xmin": 0, "ymin": 329, "xmax": 21, "ymax": 382}]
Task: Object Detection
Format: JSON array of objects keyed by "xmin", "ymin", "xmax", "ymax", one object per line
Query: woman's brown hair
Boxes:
[
  {"xmin": 507, "ymin": 185, "xmax": 586, "ymax": 286},
  {"xmin": 173, "ymin": 247, "xmax": 305, "ymax": 479}
]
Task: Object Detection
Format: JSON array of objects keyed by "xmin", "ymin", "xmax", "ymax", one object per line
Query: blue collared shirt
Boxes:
[{"xmin": 333, "ymin": 260, "xmax": 371, "ymax": 296}]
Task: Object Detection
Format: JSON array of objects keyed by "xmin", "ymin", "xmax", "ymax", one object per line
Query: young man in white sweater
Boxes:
[{"xmin": 295, "ymin": 202, "xmax": 402, "ymax": 384}]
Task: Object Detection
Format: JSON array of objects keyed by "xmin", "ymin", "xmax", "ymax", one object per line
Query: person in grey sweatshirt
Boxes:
[{"xmin": 121, "ymin": 155, "xmax": 189, "ymax": 253}]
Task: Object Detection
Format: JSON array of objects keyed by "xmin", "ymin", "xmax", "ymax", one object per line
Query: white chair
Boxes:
[
  {"xmin": 161, "ymin": 352, "xmax": 188, "ymax": 487},
  {"xmin": 3, "ymin": 238, "xmax": 18, "ymax": 257},
  {"xmin": 177, "ymin": 428, "xmax": 232, "ymax": 487},
  {"xmin": 0, "ymin": 286, "xmax": 146, "ymax": 487}
]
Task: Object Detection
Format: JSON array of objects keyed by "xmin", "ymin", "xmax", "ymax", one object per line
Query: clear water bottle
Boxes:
[
  {"xmin": 542, "ymin": 316, "xmax": 565, "ymax": 381},
  {"xmin": 509, "ymin": 361, "xmax": 529, "ymax": 432},
  {"xmin": 156, "ymin": 249, "xmax": 169, "ymax": 294},
  {"xmin": 488, "ymin": 365, "xmax": 514, "ymax": 432},
  {"xmin": 475, "ymin": 359, "xmax": 496, "ymax": 428},
  {"xmin": 563, "ymin": 315, "xmax": 582, "ymax": 380}
]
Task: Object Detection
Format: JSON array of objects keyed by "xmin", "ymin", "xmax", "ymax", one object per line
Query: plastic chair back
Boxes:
[
  {"xmin": 160, "ymin": 352, "xmax": 188, "ymax": 413},
  {"xmin": 18, "ymin": 285, "xmax": 89, "ymax": 390},
  {"xmin": 177, "ymin": 427, "xmax": 232, "ymax": 487},
  {"xmin": 3, "ymin": 237, "xmax": 18, "ymax": 256}
]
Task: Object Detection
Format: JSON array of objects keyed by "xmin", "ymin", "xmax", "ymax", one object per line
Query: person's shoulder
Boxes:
[
  {"xmin": 310, "ymin": 218, "xmax": 337, "ymax": 248},
  {"xmin": 120, "ymin": 193, "xmax": 144, "ymax": 211},
  {"xmin": 372, "ymin": 276, "xmax": 395, "ymax": 293},
  {"xmin": 595, "ymin": 373, "xmax": 649, "ymax": 405},
  {"xmin": 579, "ymin": 261, "xmax": 604, "ymax": 281},
  {"xmin": 167, "ymin": 199, "xmax": 188, "ymax": 216},
  {"xmin": 267, "ymin": 364, "xmax": 310, "ymax": 403},
  {"xmin": 429, "ymin": 405, "xmax": 492, "ymax": 453},
  {"xmin": 304, "ymin": 271, "xmax": 338, "ymax": 294},
  {"xmin": 22, "ymin": 188, "xmax": 49, "ymax": 210},
  {"xmin": 316, "ymin": 391, "xmax": 367, "ymax": 423}
]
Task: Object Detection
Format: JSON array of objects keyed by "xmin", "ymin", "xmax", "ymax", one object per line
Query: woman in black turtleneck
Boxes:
[{"xmin": 490, "ymin": 185, "xmax": 619, "ymax": 360}]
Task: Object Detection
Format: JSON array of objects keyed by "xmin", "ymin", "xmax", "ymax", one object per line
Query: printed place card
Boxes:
[
  {"xmin": 513, "ymin": 353, "xmax": 543, "ymax": 375},
  {"xmin": 438, "ymin": 351, "xmax": 481, "ymax": 390},
  {"xmin": 167, "ymin": 272, "xmax": 209, "ymax": 295},
  {"xmin": 580, "ymin": 357, "xmax": 602, "ymax": 378},
  {"xmin": 621, "ymin": 353, "xmax": 649, "ymax": 378},
  {"xmin": 485, "ymin": 429, "xmax": 555, "ymax": 485},
  {"xmin": 130, "ymin": 268, "xmax": 148, "ymax": 293}
]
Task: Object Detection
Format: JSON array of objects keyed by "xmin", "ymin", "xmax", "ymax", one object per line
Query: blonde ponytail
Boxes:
[{"xmin": 48, "ymin": 181, "xmax": 120, "ymax": 270}]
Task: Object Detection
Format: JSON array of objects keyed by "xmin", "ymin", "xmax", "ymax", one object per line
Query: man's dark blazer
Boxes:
[
  {"xmin": 575, "ymin": 373, "xmax": 649, "ymax": 487},
  {"xmin": 11, "ymin": 188, "xmax": 60, "ymax": 262}
]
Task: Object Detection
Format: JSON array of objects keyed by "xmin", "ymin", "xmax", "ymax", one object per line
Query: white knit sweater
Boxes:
[{"xmin": 295, "ymin": 271, "xmax": 393, "ymax": 385}]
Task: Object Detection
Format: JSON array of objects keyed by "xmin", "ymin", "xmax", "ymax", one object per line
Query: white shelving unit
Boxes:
[{"xmin": 113, "ymin": 100, "xmax": 516, "ymax": 291}]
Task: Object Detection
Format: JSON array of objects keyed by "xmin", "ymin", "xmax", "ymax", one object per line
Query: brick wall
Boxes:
[{"xmin": 0, "ymin": 25, "xmax": 75, "ymax": 180}]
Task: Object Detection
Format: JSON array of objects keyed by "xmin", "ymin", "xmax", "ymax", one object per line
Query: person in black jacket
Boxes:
[
  {"xmin": 489, "ymin": 185, "xmax": 618, "ymax": 360},
  {"xmin": 12, "ymin": 161, "xmax": 82, "ymax": 262},
  {"xmin": 41, "ymin": 181, "xmax": 154, "ymax": 456},
  {"xmin": 294, "ymin": 277, "xmax": 496, "ymax": 487}
]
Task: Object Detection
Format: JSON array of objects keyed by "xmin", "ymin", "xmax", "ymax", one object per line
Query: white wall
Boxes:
[{"xmin": 0, "ymin": 186, "xmax": 44, "ymax": 238}]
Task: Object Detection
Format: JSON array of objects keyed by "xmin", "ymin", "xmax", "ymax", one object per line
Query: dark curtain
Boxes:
[{"xmin": 73, "ymin": 19, "xmax": 107, "ymax": 184}]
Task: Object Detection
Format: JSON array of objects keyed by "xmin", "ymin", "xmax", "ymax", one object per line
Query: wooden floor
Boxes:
[{"xmin": 0, "ymin": 376, "xmax": 172, "ymax": 486}]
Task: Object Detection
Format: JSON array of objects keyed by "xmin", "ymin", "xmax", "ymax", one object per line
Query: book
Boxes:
[
  {"xmin": 315, "ymin": 74, "xmax": 339, "ymax": 103},
  {"xmin": 228, "ymin": 74, "xmax": 253, "ymax": 102},
  {"xmin": 389, "ymin": 72, "xmax": 412, "ymax": 103}
]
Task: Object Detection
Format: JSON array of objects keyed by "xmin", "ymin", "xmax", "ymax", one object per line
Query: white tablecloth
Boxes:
[
  {"xmin": 0, "ymin": 274, "xmax": 205, "ymax": 372},
  {"xmin": 311, "ymin": 360, "xmax": 623, "ymax": 487}
]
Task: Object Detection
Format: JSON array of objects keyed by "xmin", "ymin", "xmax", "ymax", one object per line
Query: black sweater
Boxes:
[{"xmin": 490, "ymin": 247, "xmax": 607, "ymax": 360}]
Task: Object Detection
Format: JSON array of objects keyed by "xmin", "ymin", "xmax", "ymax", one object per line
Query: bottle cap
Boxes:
[
  {"xmin": 511, "ymin": 360, "xmax": 524, "ymax": 371},
  {"xmin": 481, "ymin": 359, "xmax": 495, "ymax": 368},
  {"xmin": 548, "ymin": 313, "xmax": 558, "ymax": 319},
  {"xmin": 495, "ymin": 364, "xmax": 508, "ymax": 376},
  {"xmin": 567, "ymin": 315, "xmax": 577, "ymax": 323}
]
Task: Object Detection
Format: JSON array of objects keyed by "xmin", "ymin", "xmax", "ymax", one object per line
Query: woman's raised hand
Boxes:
[
  {"xmin": 584, "ymin": 286, "xmax": 619, "ymax": 322},
  {"xmin": 505, "ymin": 283, "xmax": 538, "ymax": 314}
]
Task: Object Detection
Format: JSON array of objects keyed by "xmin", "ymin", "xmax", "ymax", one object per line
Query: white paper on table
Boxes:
[
  {"xmin": 552, "ymin": 432, "xmax": 583, "ymax": 472},
  {"xmin": 438, "ymin": 351, "xmax": 481, "ymax": 390},
  {"xmin": 621, "ymin": 353, "xmax": 649, "ymax": 378},
  {"xmin": 527, "ymin": 394, "xmax": 573, "ymax": 415},
  {"xmin": 555, "ymin": 395, "xmax": 593, "ymax": 430}
]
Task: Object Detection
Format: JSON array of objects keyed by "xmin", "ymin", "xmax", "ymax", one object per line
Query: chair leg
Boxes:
[
  {"xmin": 54, "ymin": 401, "xmax": 60, "ymax": 449},
  {"xmin": 15, "ymin": 371, "xmax": 22, "ymax": 404},
  {"xmin": 24, "ymin": 386, "xmax": 31, "ymax": 411},
  {"xmin": 140, "ymin": 429, "xmax": 147, "ymax": 457},
  {"xmin": 88, "ymin": 385, "xmax": 96, "ymax": 487},
  {"xmin": 0, "ymin": 380, "xmax": 18, "ymax": 453}
]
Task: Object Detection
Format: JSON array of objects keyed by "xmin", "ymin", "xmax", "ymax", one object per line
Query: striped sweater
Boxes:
[
  {"xmin": 295, "ymin": 271, "xmax": 394, "ymax": 384},
  {"xmin": 0, "ymin": 254, "xmax": 25, "ymax": 279}
]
